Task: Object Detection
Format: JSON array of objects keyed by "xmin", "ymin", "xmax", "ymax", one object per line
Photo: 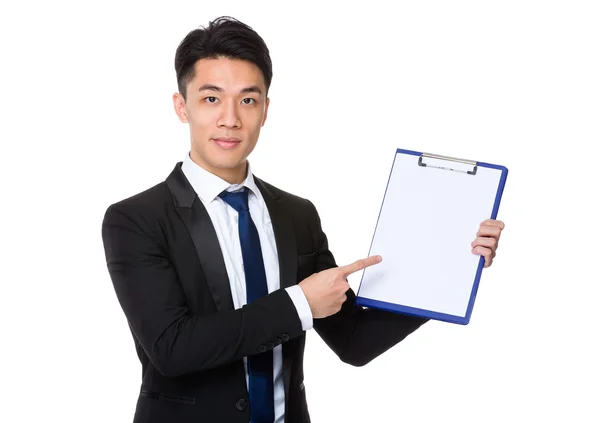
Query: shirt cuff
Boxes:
[{"xmin": 285, "ymin": 285, "xmax": 314, "ymax": 331}]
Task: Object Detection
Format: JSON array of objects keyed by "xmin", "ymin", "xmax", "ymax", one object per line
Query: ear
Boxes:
[
  {"xmin": 173, "ymin": 92, "xmax": 189, "ymax": 123},
  {"xmin": 261, "ymin": 97, "xmax": 270, "ymax": 127}
]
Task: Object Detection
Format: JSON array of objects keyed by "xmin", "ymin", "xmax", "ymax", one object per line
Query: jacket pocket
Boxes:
[{"xmin": 140, "ymin": 390, "xmax": 196, "ymax": 405}]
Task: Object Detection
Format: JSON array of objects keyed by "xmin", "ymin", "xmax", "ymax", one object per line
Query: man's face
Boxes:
[{"xmin": 173, "ymin": 57, "xmax": 270, "ymax": 181}]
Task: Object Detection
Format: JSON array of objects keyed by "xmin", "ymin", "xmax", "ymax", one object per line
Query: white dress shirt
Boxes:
[{"xmin": 181, "ymin": 152, "xmax": 313, "ymax": 423}]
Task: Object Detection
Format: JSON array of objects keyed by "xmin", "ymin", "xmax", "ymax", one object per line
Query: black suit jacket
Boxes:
[{"xmin": 101, "ymin": 162, "xmax": 428, "ymax": 423}]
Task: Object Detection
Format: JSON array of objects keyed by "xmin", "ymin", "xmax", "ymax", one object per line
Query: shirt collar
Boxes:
[{"xmin": 181, "ymin": 152, "xmax": 261, "ymax": 203}]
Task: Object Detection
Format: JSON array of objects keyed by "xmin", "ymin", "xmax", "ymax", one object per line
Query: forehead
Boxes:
[{"xmin": 190, "ymin": 57, "xmax": 266, "ymax": 91}]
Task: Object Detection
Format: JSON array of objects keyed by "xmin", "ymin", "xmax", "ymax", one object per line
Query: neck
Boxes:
[{"xmin": 189, "ymin": 151, "xmax": 247, "ymax": 185}]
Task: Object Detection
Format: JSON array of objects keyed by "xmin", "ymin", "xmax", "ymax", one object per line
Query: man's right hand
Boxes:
[{"xmin": 298, "ymin": 255, "xmax": 383, "ymax": 319}]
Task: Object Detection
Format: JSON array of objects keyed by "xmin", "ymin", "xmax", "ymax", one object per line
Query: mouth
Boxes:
[{"xmin": 212, "ymin": 137, "xmax": 241, "ymax": 150}]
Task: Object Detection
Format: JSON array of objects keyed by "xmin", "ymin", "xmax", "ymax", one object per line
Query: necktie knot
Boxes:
[{"xmin": 219, "ymin": 187, "xmax": 250, "ymax": 213}]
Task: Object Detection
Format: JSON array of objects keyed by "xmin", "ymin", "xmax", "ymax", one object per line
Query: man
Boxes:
[{"xmin": 101, "ymin": 16, "xmax": 504, "ymax": 423}]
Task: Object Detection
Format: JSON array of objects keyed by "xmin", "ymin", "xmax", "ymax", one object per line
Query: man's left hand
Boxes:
[{"xmin": 471, "ymin": 219, "xmax": 505, "ymax": 268}]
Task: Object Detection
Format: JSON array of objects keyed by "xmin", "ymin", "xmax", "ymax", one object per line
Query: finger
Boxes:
[
  {"xmin": 472, "ymin": 245, "xmax": 493, "ymax": 267},
  {"xmin": 340, "ymin": 255, "xmax": 382, "ymax": 277},
  {"xmin": 337, "ymin": 289, "xmax": 349, "ymax": 304},
  {"xmin": 471, "ymin": 236, "xmax": 498, "ymax": 250},
  {"xmin": 476, "ymin": 225, "xmax": 503, "ymax": 240},
  {"xmin": 480, "ymin": 219, "xmax": 505, "ymax": 230}
]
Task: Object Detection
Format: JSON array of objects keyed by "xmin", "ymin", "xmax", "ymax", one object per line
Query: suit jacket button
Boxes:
[
  {"xmin": 281, "ymin": 333, "xmax": 290, "ymax": 342},
  {"xmin": 259, "ymin": 344, "xmax": 267, "ymax": 353},
  {"xmin": 267, "ymin": 342, "xmax": 275, "ymax": 350},
  {"xmin": 275, "ymin": 337, "xmax": 282, "ymax": 345},
  {"xmin": 235, "ymin": 399, "xmax": 247, "ymax": 411}
]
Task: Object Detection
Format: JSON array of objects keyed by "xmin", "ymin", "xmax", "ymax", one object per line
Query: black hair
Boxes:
[{"xmin": 174, "ymin": 16, "xmax": 273, "ymax": 100}]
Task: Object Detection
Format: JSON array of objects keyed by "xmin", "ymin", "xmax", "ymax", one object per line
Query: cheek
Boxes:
[
  {"xmin": 244, "ymin": 110, "xmax": 265, "ymax": 133},
  {"xmin": 190, "ymin": 123, "xmax": 215, "ymax": 146},
  {"xmin": 191, "ymin": 113, "xmax": 214, "ymax": 130},
  {"xmin": 188, "ymin": 104, "xmax": 216, "ymax": 128}
]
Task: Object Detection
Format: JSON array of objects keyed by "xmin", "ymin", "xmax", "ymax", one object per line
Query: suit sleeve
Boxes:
[
  {"xmin": 101, "ymin": 203, "xmax": 303, "ymax": 378},
  {"xmin": 305, "ymin": 200, "xmax": 429, "ymax": 367}
]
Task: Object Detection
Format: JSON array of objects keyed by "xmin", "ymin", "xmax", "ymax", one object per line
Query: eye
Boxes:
[
  {"xmin": 242, "ymin": 98, "xmax": 256, "ymax": 105},
  {"xmin": 204, "ymin": 96, "xmax": 218, "ymax": 103}
]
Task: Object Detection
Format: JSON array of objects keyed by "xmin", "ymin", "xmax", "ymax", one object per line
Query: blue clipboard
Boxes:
[{"xmin": 355, "ymin": 148, "xmax": 508, "ymax": 325}]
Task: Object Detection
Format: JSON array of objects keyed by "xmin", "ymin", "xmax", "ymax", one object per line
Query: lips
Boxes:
[{"xmin": 212, "ymin": 137, "xmax": 241, "ymax": 150}]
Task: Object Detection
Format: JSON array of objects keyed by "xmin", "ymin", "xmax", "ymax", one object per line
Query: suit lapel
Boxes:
[{"xmin": 166, "ymin": 162, "xmax": 234, "ymax": 312}]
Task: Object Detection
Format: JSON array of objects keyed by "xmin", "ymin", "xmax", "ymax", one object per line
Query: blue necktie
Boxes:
[{"xmin": 219, "ymin": 187, "xmax": 274, "ymax": 423}]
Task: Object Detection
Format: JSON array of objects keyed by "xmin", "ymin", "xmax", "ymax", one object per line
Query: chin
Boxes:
[
  {"xmin": 192, "ymin": 145, "xmax": 249, "ymax": 173},
  {"xmin": 210, "ymin": 156, "xmax": 246, "ymax": 170}
]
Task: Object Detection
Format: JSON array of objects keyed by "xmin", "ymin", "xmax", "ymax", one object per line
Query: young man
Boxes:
[{"xmin": 101, "ymin": 16, "xmax": 504, "ymax": 423}]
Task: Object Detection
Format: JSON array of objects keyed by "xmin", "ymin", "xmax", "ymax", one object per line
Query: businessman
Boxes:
[{"xmin": 101, "ymin": 16, "xmax": 505, "ymax": 423}]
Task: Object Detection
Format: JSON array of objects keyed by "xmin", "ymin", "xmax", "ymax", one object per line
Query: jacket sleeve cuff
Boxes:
[{"xmin": 284, "ymin": 285, "xmax": 314, "ymax": 331}]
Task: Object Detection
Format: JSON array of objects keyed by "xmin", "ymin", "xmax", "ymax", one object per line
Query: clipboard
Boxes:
[{"xmin": 355, "ymin": 148, "xmax": 508, "ymax": 325}]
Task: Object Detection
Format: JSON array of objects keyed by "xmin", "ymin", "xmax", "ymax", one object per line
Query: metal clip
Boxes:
[{"xmin": 418, "ymin": 153, "xmax": 478, "ymax": 175}]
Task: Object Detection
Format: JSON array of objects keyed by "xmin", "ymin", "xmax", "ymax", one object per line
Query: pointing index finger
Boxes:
[{"xmin": 340, "ymin": 255, "xmax": 382, "ymax": 277}]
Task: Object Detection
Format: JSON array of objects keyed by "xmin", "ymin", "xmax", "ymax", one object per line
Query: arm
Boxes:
[
  {"xmin": 305, "ymin": 200, "xmax": 429, "ymax": 367},
  {"xmin": 101, "ymin": 203, "xmax": 303, "ymax": 378}
]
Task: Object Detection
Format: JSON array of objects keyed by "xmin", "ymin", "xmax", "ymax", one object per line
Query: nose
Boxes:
[{"xmin": 217, "ymin": 100, "xmax": 241, "ymax": 129}]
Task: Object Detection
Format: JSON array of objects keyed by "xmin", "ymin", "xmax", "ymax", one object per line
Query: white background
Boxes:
[{"xmin": 1, "ymin": 1, "xmax": 599, "ymax": 422}]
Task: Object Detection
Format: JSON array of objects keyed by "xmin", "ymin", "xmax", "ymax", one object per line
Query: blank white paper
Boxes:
[{"xmin": 357, "ymin": 151, "xmax": 503, "ymax": 318}]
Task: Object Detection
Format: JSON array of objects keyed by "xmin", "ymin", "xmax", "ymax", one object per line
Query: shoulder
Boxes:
[{"xmin": 102, "ymin": 180, "xmax": 172, "ymax": 229}]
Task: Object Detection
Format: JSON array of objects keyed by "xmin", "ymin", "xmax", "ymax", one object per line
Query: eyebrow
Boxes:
[{"xmin": 198, "ymin": 84, "xmax": 262, "ymax": 95}]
